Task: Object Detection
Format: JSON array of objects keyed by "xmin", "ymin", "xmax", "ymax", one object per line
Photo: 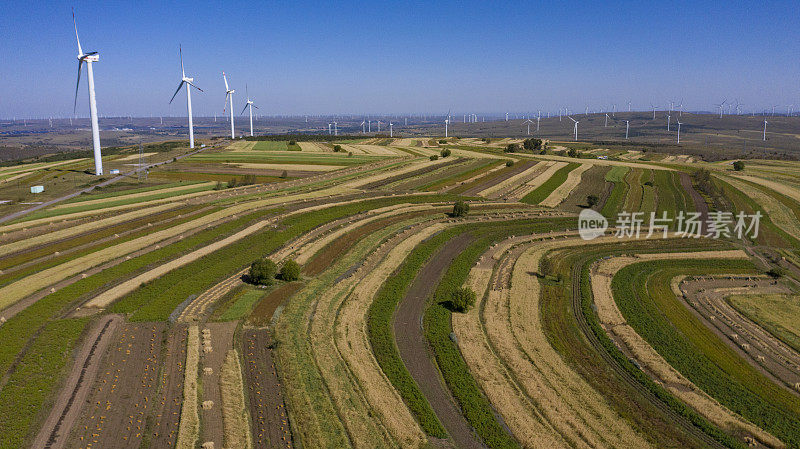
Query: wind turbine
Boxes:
[
  {"xmin": 627, "ymin": 101, "xmax": 631, "ymax": 112},
  {"xmin": 650, "ymin": 103, "xmax": 658, "ymax": 120},
  {"xmin": 72, "ymin": 9, "xmax": 103, "ymax": 175},
  {"xmin": 604, "ymin": 113, "xmax": 609, "ymax": 127},
  {"xmin": 524, "ymin": 118, "xmax": 533, "ymax": 135},
  {"xmin": 334, "ymin": 121, "xmax": 338, "ymax": 136},
  {"xmin": 763, "ymin": 119, "xmax": 768, "ymax": 141},
  {"xmin": 667, "ymin": 114, "xmax": 671, "ymax": 131},
  {"xmin": 788, "ymin": 105, "xmax": 794, "ymax": 116},
  {"xmin": 676, "ymin": 120, "xmax": 682, "ymax": 144},
  {"xmin": 715, "ymin": 99, "xmax": 727, "ymax": 118},
  {"xmin": 222, "ymin": 72, "xmax": 235, "ymax": 138},
  {"xmin": 444, "ymin": 110, "xmax": 450, "ymax": 137},
  {"xmin": 169, "ymin": 46, "xmax": 203, "ymax": 148},
  {"xmin": 389, "ymin": 121, "xmax": 393, "ymax": 137},
  {"xmin": 240, "ymin": 85, "xmax": 258, "ymax": 137},
  {"xmin": 361, "ymin": 120, "xmax": 366, "ymax": 133},
  {"xmin": 624, "ymin": 120, "xmax": 630, "ymax": 139},
  {"xmin": 568, "ymin": 116, "xmax": 579, "ymax": 141}
]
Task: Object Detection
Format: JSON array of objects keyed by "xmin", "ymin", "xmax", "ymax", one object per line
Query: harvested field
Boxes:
[
  {"xmin": 728, "ymin": 293, "xmax": 800, "ymax": 353},
  {"xmin": 220, "ymin": 349, "xmax": 253, "ymax": 449},
  {"xmin": 68, "ymin": 323, "xmax": 166, "ymax": 449},
  {"xmin": 148, "ymin": 324, "xmax": 189, "ymax": 449},
  {"xmin": 176, "ymin": 325, "xmax": 200, "ymax": 449},
  {"xmin": 458, "ymin": 160, "xmax": 535, "ymax": 197},
  {"xmin": 198, "ymin": 322, "xmax": 238, "ymax": 449},
  {"xmin": 561, "ymin": 165, "xmax": 611, "ymax": 212},
  {"xmin": 225, "ymin": 162, "xmax": 346, "ymax": 172},
  {"xmin": 539, "ymin": 163, "xmax": 591, "ymax": 207},
  {"xmin": 243, "ymin": 329, "xmax": 293, "ymax": 449},
  {"xmin": 477, "ymin": 160, "xmax": 549, "ymax": 199},
  {"xmin": 33, "ymin": 315, "xmax": 122, "ymax": 449}
]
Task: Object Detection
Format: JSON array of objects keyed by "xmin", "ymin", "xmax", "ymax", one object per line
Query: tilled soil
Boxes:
[
  {"xmin": 243, "ymin": 329, "xmax": 293, "ymax": 449},
  {"xmin": 393, "ymin": 233, "xmax": 485, "ymax": 449},
  {"xmin": 198, "ymin": 321, "xmax": 238, "ymax": 448},
  {"xmin": 148, "ymin": 323, "xmax": 188, "ymax": 448},
  {"xmin": 32, "ymin": 315, "xmax": 122, "ymax": 449},
  {"xmin": 67, "ymin": 322, "xmax": 165, "ymax": 449}
]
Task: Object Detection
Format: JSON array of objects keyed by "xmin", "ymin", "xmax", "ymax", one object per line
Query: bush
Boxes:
[
  {"xmin": 505, "ymin": 160, "xmax": 514, "ymax": 167},
  {"xmin": 450, "ymin": 287, "xmax": 476, "ymax": 312},
  {"xmin": 440, "ymin": 149, "xmax": 451, "ymax": 158},
  {"xmin": 214, "ymin": 181, "xmax": 224, "ymax": 190},
  {"xmin": 280, "ymin": 259, "xmax": 300, "ymax": 281},
  {"xmin": 523, "ymin": 138, "xmax": 543, "ymax": 151},
  {"xmin": 333, "ymin": 144, "xmax": 343, "ymax": 152},
  {"xmin": 452, "ymin": 200, "xmax": 469, "ymax": 217},
  {"xmin": 567, "ymin": 148, "xmax": 579, "ymax": 158},
  {"xmin": 280, "ymin": 170, "xmax": 288, "ymax": 178},
  {"xmin": 504, "ymin": 143, "xmax": 521, "ymax": 153},
  {"xmin": 438, "ymin": 139, "xmax": 447, "ymax": 144},
  {"xmin": 249, "ymin": 259, "xmax": 277, "ymax": 285},
  {"xmin": 430, "ymin": 155, "xmax": 439, "ymax": 161},
  {"xmin": 587, "ymin": 194, "xmax": 599, "ymax": 207},
  {"xmin": 288, "ymin": 140, "xmax": 296, "ymax": 145},
  {"xmin": 348, "ymin": 151, "xmax": 353, "ymax": 157},
  {"xmin": 733, "ymin": 160, "xmax": 745, "ymax": 171}
]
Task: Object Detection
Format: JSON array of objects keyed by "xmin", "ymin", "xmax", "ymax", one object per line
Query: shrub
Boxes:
[
  {"xmin": 505, "ymin": 160, "xmax": 514, "ymax": 167},
  {"xmin": 288, "ymin": 140, "xmax": 296, "ymax": 145},
  {"xmin": 440, "ymin": 149, "xmax": 451, "ymax": 158},
  {"xmin": 452, "ymin": 200, "xmax": 469, "ymax": 217},
  {"xmin": 523, "ymin": 138, "xmax": 543, "ymax": 151},
  {"xmin": 450, "ymin": 287, "xmax": 476, "ymax": 312},
  {"xmin": 430, "ymin": 155, "xmax": 439, "ymax": 161},
  {"xmin": 249, "ymin": 259, "xmax": 277, "ymax": 285},
  {"xmin": 280, "ymin": 259, "xmax": 300, "ymax": 281},
  {"xmin": 567, "ymin": 148, "xmax": 579, "ymax": 158},
  {"xmin": 280, "ymin": 170, "xmax": 288, "ymax": 178},
  {"xmin": 733, "ymin": 160, "xmax": 745, "ymax": 171},
  {"xmin": 333, "ymin": 144, "xmax": 343, "ymax": 152},
  {"xmin": 438, "ymin": 139, "xmax": 447, "ymax": 144},
  {"xmin": 587, "ymin": 194, "xmax": 599, "ymax": 207},
  {"xmin": 504, "ymin": 143, "xmax": 520, "ymax": 153},
  {"xmin": 348, "ymin": 151, "xmax": 353, "ymax": 157},
  {"xmin": 214, "ymin": 181, "xmax": 224, "ymax": 190}
]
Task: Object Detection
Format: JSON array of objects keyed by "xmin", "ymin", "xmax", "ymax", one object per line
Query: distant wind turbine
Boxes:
[
  {"xmin": 624, "ymin": 120, "xmax": 630, "ymax": 139},
  {"xmin": 667, "ymin": 114, "xmax": 671, "ymax": 131},
  {"xmin": 169, "ymin": 46, "xmax": 203, "ymax": 148},
  {"xmin": 568, "ymin": 116, "xmax": 579, "ymax": 141},
  {"xmin": 676, "ymin": 120, "xmax": 683, "ymax": 144},
  {"xmin": 72, "ymin": 9, "xmax": 104, "ymax": 175},
  {"xmin": 763, "ymin": 119, "xmax": 768, "ymax": 141},
  {"xmin": 604, "ymin": 113, "xmax": 609, "ymax": 127},
  {"xmin": 650, "ymin": 103, "xmax": 658, "ymax": 120},
  {"xmin": 389, "ymin": 121, "xmax": 393, "ymax": 137},
  {"xmin": 715, "ymin": 99, "xmax": 727, "ymax": 118},
  {"xmin": 524, "ymin": 118, "xmax": 533, "ymax": 135},
  {"xmin": 361, "ymin": 120, "xmax": 366, "ymax": 133},
  {"xmin": 240, "ymin": 84, "xmax": 258, "ymax": 137},
  {"xmin": 222, "ymin": 72, "xmax": 235, "ymax": 138}
]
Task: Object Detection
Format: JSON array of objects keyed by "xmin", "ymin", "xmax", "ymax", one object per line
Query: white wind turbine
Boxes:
[
  {"xmin": 222, "ymin": 72, "xmax": 235, "ymax": 138},
  {"xmin": 568, "ymin": 116, "xmax": 579, "ymax": 141},
  {"xmin": 604, "ymin": 113, "xmax": 609, "ymax": 127},
  {"xmin": 444, "ymin": 110, "xmax": 450, "ymax": 137},
  {"xmin": 72, "ymin": 9, "xmax": 104, "ymax": 175},
  {"xmin": 676, "ymin": 119, "xmax": 683, "ymax": 144},
  {"xmin": 715, "ymin": 99, "xmax": 726, "ymax": 118},
  {"xmin": 763, "ymin": 119, "xmax": 768, "ymax": 141},
  {"xmin": 650, "ymin": 103, "xmax": 658, "ymax": 120},
  {"xmin": 169, "ymin": 46, "xmax": 203, "ymax": 148},
  {"xmin": 524, "ymin": 118, "xmax": 533, "ymax": 135},
  {"xmin": 240, "ymin": 85, "xmax": 258, "ymax": 137},
  {"xmin": 667, "ymin": 114, "xmax": 671, "ymax": 131},
  {"xmin": 389, "ymin": 121, "xmax": 393, "ymax": 137},
  {"xmin": 624, "ymin": 120, "xmax": 630, "ymax": 139},
  {"xmin": 361, "ymin": 119, "xmax": 366, "ymax": 133}
]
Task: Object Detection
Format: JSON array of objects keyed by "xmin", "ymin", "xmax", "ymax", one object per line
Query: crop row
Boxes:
[
  {"xmin": 520, "ymin": 162, "xmax": 580, "ymax": 205},
  {"xmin": 600, "ymin": 166, "xmax": 630, "ymax": 217},
  {"xmin": 419, "ymin": 160, "xmax": 498, "ymax": 191},
  {"xmin": 613, "ymin": 259, "xmax": 800, "ymax": 447}
]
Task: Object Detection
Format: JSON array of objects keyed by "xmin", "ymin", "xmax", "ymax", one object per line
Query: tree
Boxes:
[
  {"xmin": 523, "ymin": 138, "xmax": 543, "ymax": 151},
  {"xmin": 440, "ymin": 148, "xmax": 451, "ymax": 157},
  {"xmin": 249, "ymin": 259, "xmax": 277, "ymax": 285},
  {"xmin": 452, "ymin": 200, "xmax": 469, "ymax": 217},
  {"xmin": 280, "ymin": 259, "xmax": 301, "ymax": 281},
  {"xmin": 567, "ymin": 148, "xmax": 579, "ymax": 158},
  {"xmin": 450, "ymin": 287, "xmax": 476, "ymax": 313},
  {"xmin": 504, "ymin": 143, "xmax": 521, "ymax": 153},
  {"xmin": 289, "ymin": 140, "xmax": 297, "ymax": 145},
  {"xmin": 505, "ymin": 160, "xmax": 514, "ymax": 167},
  {"xmin": 733, "ymin": 160, "xmax": 745, "ymax": 171},
  {"xmin": 587, "ymin": 194, "xmax": 599, "ymax": 208},
  {"xmin": 333, "ymin": 144, "xmax": 343, "ymax": 152},
  {"xmin": 430, "ymin": 155, "xmax": 439, "ymax": 161}
]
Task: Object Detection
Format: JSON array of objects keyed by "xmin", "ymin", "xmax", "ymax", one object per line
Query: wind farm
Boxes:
[{"xmin": 1, "ymin": 3, "xmax": 800, "ymax": 449}]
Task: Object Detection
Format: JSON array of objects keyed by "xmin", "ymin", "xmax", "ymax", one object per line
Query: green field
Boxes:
[{"xmin": 520, "ymin": 162, "xmax": 580, "ymax": 205}]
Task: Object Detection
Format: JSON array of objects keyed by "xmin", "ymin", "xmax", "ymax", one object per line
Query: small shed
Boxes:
[{"xmin": 30, "ymin": 185, "xmax": 44, "ymax": 194}]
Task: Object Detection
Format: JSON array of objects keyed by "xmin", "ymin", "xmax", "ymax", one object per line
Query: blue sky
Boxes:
[{"xmin": 1, "ymin": 1, "xmax": 799, "ymax": 117}]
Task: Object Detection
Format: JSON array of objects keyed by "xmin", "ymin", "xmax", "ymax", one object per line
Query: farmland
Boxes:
[{"xmin": 1, "ymin": 135, "xmax": 799, "ymax": 449}]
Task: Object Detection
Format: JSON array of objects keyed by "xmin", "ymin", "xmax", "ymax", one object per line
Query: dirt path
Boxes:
[
  {"xmin": 393, "ymin": 233, "xmax": 484, "ymax": 449},
  {"xmin": 32, "ymin": 315, "xmax": 122, "ymax": 449},
  {"xmin": 243, "ymin": 329, "xmax": 293, "ymax": 448}
]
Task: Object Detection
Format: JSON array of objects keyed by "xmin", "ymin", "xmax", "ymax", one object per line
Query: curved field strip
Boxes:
[
  {"xmin": 600, "ymin": 166, "xmax": 630, "ymax": 217},
  {"xmin": 343, "ymin": 158, "xmax": 449, "ymax": 189},
  {"xmin": 521, "ymin": 162, "xmax": 579, "ymax": 205},
  {"xmin": 226, "ymin": 162, "xmax": 346, "ymax": 171},
  {"xmin": 734, "ymin": 174, "xmax": 800, "ymax": 203},
  {"xmin": 52, "ymin": 182, "xmax": 216, "ymax": 209},
  {"xmin": 539, "ymin": 163, "xmax": 591, "ymax": 207},
  {"xmin": 349, "ymin": 144, "xmax": 404, "ymax": 156},
  {"xmin": 507, "ymin": 161, "xmax": 565, "ymax": 201},
  {"xmin": 728, "ymin": 293, "xmax": 800, "ymax": 354},
  {"xmin": 420, "ymin": 159, "xmax": 497, "ymax": 192},
  {"xmin": 220, "ymin": 349, "xmax": 254, "ymax": 449},
  {"xmin": 591, "ymin": 251, "xmax": 783, "ymax": 447},
  {"xmin": 720, "ymin": 175, "xmax": 800, "ymax": 241},
  {"xmin": 456, "ymin": 235, "xmax": 653, "ymax": 448},
  {"xmin": 561, "ymin": 165, "xmax": 611, "ymax": 212},
  {"xmin": 478, "ymin": 160, "xmax": 549, "ymax": 198},
  {"xmin": 516, "ymin": 153, "xmax": 674, "ymax": 171},
  {"xmin": 446, "ymin": 162, "xmax": 508, "ymax": 194},
  {"xmin": 622, "ymin": 168, "xmax": 645, "ymax": 212},
  {"xmin": 612, "ymin": 258, "xmax": 800, "ymax": 447},
  {"xmin": 297, "ymin": 141, "xmax": 326, "ymax": 152}
]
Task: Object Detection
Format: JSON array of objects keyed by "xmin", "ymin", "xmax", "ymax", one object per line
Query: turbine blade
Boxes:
[
  {"xmin": 73, "ymin": 60, "xmax": 83, "ymax": 113},
  {"xmin": 241, "ymin": 103, "xmax": 248, "ymax": 115},
  {"xmin": 72, "ymin": 8, "xmax": 83, "ymax": 56},
  {"xmin": 187, "ymin": 81, "xmax": 203, "ymax": 92},
  {"xmin": 223, "ymin": 72, "xmax": 229, "ymax": 91},
  {"xmin": 252, "ymin": 104, "xmax": 259, "ymax": 109},
  {"xmin": 169, "ymin": 81, "xmax": 185, "ymax": 104}
]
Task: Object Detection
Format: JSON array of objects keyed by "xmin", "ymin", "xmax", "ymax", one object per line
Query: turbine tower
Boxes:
[
  {"xmin": 568, "ymin": 116, "xmax": 579, "ymax": 141},
  {"xmin": 222, "ymin": 72, "xmax": 235, "ymax": 138},
  {"xmin": 169, "ymin": 46, "xmax": 203, "ymax": 149},
  {"xmin": 240, "ymin": 85, "xmax": 258, "ymax": 137},
  {"xmin": 361, "ymin": 120, "xmax": 366, "ymax": 133},
  {"xmin": 624, "ymin": 120, "xmax": 630, "ymax": 139},
  {"xmin": 72, "ymin": 10, "xmax": 103, "ymax": 175},
  {"xmin": 715, "ymin": 99, "xmax": 727, "ymax": 118},
  {"xmin": 604, "ymin": 113, "xmax": 609, "ymax": 127},
  {"xmin": 524, "ymin": 118, "xmax": 533, "ymax": 135},
  {"xmin": 676, "ymin": 120, "xmax": 682, "ymax": 144},
  {"xmin": 763, "ymin": 119, "xmax": 768, "ymax": 141}
]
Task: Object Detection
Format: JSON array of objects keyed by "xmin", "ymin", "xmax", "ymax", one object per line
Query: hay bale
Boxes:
[
  {"xmin": 201, "ymin": 442, "xmax": 214, "ymax": 449},
  {"xmin": 203, "ymin": 367, "xmax": 213, "ymax": 375},
  {"xmin": 202, "ymin": 401, "xmax": 213, "ymax": 410},
  {"xmin": 203, "ymin": 346, "xmax": 213, "ymax": 354}
]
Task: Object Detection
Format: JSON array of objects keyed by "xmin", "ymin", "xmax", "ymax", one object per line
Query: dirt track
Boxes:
[
  {"xmin": 393, "ymin": 233, "xmax": 484, "ymax": 449},
  {"xmin": 32, "ymin": 315, "xmax": 122, "ymax": 449}
]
